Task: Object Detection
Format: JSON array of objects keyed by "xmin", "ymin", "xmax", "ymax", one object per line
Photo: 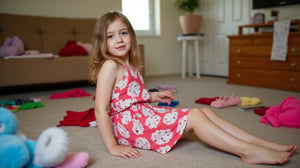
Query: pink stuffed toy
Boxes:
[
  {"xmin": 260, "ymin": 96, "xmax": 300, "ymax": 128},
  {"xmin": 56, "ymin": 152, "xmax": 89, "ymax": 168},
  {"xmin": 0, "ymin": 36, "xmax": 24, "ymax": 57}
]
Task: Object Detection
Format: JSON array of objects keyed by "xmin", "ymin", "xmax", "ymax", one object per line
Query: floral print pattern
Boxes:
[{"xmin": 109, "ymin": 65, "xmax": 190, "ymax": 154}]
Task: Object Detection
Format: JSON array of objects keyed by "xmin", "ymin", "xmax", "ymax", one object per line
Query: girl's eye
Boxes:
[
  {"xmin": 107, "ymin": 35, "xmax": 113, "ymax": 39},
  {"xmin": 121, "ymin": 31, "xmax": 128, "ymax": 35}
]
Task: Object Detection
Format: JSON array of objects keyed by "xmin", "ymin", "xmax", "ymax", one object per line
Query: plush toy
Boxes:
[
  {"xmin": 0, "ymin": 107, "xmax": 89, "ymax": 168},
  {"xmin": 0, "ymin": 36, "xmax": 25, "ymax": 57}
]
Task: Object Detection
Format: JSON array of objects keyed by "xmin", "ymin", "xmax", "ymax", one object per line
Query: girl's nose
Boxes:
[{"xmin": 116, "ymin": 35, "xmax": 123, "ymax": 43}]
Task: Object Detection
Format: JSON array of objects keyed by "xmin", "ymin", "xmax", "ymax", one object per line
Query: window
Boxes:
[{"xmin": 122, "ymin": 0, "xmax": 160, "ymax": 36}]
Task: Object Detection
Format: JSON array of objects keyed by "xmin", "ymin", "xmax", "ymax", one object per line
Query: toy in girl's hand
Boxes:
[{"xmin": 0, "ymin": 107, "xmax": 89, "ymax": 168}]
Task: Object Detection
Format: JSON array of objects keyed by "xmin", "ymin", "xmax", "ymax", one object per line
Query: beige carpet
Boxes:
[{"xmin": 1, "ymin": 75, "xmax": 300, "ymax": 168}]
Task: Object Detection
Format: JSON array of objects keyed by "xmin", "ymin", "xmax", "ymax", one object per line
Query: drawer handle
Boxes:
[
  {"xmin": 237, "ymin": 60, "xmax": 241, "ymax": 65},
  {"xmin": 290, "ymin": 78, "xmax": 296, "ymax": 83},
  {"xmin": 290, "ymin": 62, "xmax": 296, "ymax": 68},
  {"xmin": 237, "ymin": 49, "xmax": 241, "ymax": 53},
  {"xmin": 292, "ymin": 48, "xmax": 298, "ymax": 53},
  {"xmin": 237, "ymin": 73, "xmax": 241, "ymax": 78}
]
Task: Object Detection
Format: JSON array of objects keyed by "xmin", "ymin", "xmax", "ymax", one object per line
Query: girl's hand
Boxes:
[
  {"xmin": 109, "ymin": 145, "xmax": 140, "ymax": 159},
  {"xmin": 150, "ymin": 90, "xmax": 176, "ymax": 104}
]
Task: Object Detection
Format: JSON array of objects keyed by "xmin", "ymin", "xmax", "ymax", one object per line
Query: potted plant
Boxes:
[
  {"xmin": 269, "ymin": 9, "xmax": 279, "ymax": 22},
  {"xmin": 175, "ymin": 0, "xmax": 202, "ymax": 34}
]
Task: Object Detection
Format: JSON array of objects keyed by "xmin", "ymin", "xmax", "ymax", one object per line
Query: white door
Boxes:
[{"xmin": 200, "ymin": 0, "xmax": 251, "ymax": 76}]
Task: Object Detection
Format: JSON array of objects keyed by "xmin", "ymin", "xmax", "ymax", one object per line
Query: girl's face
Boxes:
[{"xmin": 106, "ymin": 18, "xmax": 132, "ymax": 60}]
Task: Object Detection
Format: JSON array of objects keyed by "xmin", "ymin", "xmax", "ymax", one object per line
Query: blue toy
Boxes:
[{"xmin": 0, "ymin": 107, "xmax": 69, "ymax": 168}]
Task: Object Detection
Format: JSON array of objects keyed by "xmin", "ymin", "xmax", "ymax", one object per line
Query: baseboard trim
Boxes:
[{"xmin": 0, "ymin": 80, "xmax": 94, "ymax": 95}]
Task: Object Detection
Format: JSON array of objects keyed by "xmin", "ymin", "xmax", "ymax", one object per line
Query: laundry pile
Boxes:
[
  {"xmin": 0, "ymin": 97, "xmax": 43, "ymax": 112},
  {"xmin": 195, "ymin": 94, "xmax": 300, "ymax": 128}
]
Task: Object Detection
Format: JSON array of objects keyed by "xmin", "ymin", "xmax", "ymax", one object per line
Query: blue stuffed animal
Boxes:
[{"xmin": 0, "ymin": 107, "xmax": 69, "ymax": 168}]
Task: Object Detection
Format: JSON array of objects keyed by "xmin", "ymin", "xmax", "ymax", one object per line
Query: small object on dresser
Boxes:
[{"xmin": 254, "ymin": 13, "xmax": 265, "ymax": 24}]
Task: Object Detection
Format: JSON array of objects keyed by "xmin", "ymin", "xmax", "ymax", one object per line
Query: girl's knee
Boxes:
[
  {"xmin": 200, "ymin": 107, "xmax": 216, "ymax": 115},
  {"xmin": 188, "ymin": 108, "xmax": 209, "ymax": 122},
  {"xmin": 185, "ymin": 108, "xmax": 210, "ymax": 133}
]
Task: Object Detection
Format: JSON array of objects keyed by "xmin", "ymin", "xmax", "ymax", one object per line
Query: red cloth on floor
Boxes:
[
  {"xmin": 254, "ymin": 107, "xmax": 270, "ymax": 116},
  {"xmin": 195, "ymin": 97, "xmax": 219, "ymax": 105},
  {"xmin": 57, "ymin": 108, "xmax": 95, "ymax": 127},
  {"xmin": 50, "ymin": 88, "xmax": 91, "ymax": 99}
]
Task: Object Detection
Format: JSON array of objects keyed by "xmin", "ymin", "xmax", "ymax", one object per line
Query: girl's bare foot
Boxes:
[
  {"xmin": 241, "ymin": 145, "xmax": 292, "ymax": 165},
  {"xmin": 258, "ymin": 141, "xmax": 298, "ymax": 153}
]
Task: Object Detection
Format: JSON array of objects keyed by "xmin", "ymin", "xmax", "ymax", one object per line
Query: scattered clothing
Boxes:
[
  {"xmin": 0, "ymin": 100, "xmax": 16, "ymax": 107},
  {"xmin": 1, "ymin": 97, "xmax": 42, "ymax": 112},
  {"xmin": 57, "ymin": 108, "xmax": 96, "ymax": 127},
  {"xmin": 195, "ymin": 97, "xmax": 219, "ymax": 105},
  {"xmin": 59, "ymin": 40, "xmax": 88, "ymax": 56},
  {"xmin": 6, "ymin": 106, "xmax": 18, "ymax": 112},
  {"xmin": 18, "ymin": 102, "xmax": 43, "ymax": 110},
  {"xmin": 260, "ymin": 96, "xmax": 300, "ymax": 128},
  {"xmin": 77, "ymin": 42, "xmax": 92, "ymax": 55},
  {"xmin": 9, "ymin": 97, "xmax": 34, "ymax": 105},
  {"xmin": 158, "ymin": 100, "xmax": 179, "ymax": 107},
  {"xmin": 211, "ymin": 94, "xmax": 240, "ymax": 108},
  {"xmin": 254, "ymin": 107, "xmax": 270, "ymax": 116},
  {"xmin": 4, "ymin": 53, "xmax": 55, "ymax": 59},
  {"xmin": 148, "ymin": 88, "xmax": 159, "ymax": 92},
  {"xmin": 240, "ymin": 97, "xmax": 261, "ymax": 106},
  {"xmin": 49, "ymin": 88, "xmax": 91, "ymax": 99},
  {"xmin": 157, "ymin": 84, "xmax": 177, "ymax": 90},
  {"xmin": 89, "ymin": 121, "xmax": 97, "ymax": 127}
]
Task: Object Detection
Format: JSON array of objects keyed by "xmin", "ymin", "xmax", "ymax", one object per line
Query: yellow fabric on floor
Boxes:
[{"xmin": 239, "ymin": 97, "xmax": 261, "ymax": 106}]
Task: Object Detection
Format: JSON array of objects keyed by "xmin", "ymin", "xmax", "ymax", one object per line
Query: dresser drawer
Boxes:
[
  {"xmin": 230, "ymin": 39, "xmax": 253, "ymax": 46},
  {"xmin": 228, "ymin": 69, "xmax": 300, "ymax": 91},
  {"xmin": 254, "ymin": 38, "xmax": 272, "ymax": 45},
  {"xmin": 230, "ymin": 57, "xmax": 300, "ymax": 71},
  {"xmin": 230, "ymin": 46, "xmax": 271, "ymax": 56}
]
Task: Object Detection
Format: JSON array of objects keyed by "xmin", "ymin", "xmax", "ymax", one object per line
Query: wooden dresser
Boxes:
[{"xmin": 227, "ymin": 21, "xmax": 300, "ymax": 91}]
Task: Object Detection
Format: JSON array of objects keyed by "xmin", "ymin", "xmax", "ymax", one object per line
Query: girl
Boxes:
[{"xmin": 89, "ymin": 11, "xmax": 297, "ymax": 165}]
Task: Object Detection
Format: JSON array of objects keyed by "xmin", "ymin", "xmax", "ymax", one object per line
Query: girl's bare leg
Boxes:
[
  {"xmin": 200, "ymin": 107, "xmax": 298, "ymax": 153},
  {"xmin": 184, "ymin": 108, "xmax": 292, "ymax": 164}
]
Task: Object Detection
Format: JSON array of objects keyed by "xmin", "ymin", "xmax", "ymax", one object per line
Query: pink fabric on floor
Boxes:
[
  {"xmin": 57, "ymin": 108, "xmax": 95, "ymax": 127},
  {"xmin": 50, "ymin": 88, "xmax": 91, "ymax": 99},
  {"xmin": 260, "ymin": 96, "xmax": 300, "ymax": 128}
]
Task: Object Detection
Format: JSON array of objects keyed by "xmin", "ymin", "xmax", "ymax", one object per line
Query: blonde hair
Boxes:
[{"xmin": 89, "ymin": 11, "xmax": 141, "ymax": 84}]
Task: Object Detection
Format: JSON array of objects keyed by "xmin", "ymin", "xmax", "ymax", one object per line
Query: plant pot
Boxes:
[{"xmin": 179, "ymin": 14, "xmax": 202, "ymax": 34}]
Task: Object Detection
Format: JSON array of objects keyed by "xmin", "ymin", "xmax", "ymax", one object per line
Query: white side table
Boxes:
[{"xmin": 177, "ymin": 34, "xmax": 204, "ymax": 79}]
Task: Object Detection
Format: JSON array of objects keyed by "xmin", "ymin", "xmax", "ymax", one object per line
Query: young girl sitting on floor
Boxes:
[{"xmin": 89, "ymin": 11, "xmax": 297, "ymax": 165}]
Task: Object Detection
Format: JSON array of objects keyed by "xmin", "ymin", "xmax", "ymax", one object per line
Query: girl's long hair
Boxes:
[{"xmin": 89, "ymin": 11, "xmax": 141, "ymax": 84}]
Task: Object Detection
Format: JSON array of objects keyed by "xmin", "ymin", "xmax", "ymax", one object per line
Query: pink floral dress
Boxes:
[{"xmin": 109, "ymin": 65, "xmax": 190, "ymax": 154}]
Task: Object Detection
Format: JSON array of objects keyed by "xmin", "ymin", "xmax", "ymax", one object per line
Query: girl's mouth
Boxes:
[{"xmin": 116, "ymin": 45, "xmax": 126, "ymax": 50}]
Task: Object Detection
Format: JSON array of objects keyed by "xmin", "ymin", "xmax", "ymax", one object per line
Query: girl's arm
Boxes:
[{"xmin": 95, "ymin": 60, "xmax": 139, "ymax": 159}]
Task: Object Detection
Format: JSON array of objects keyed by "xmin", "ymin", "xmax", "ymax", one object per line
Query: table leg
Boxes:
[
  {"xmin": 182, "ymin": 40, "xmax": 187, "ymax": 78},
  {"xmin": 188, "ymin": 42, "xmax": 193, "ymax": 77},
  {"xmin": 195, "ymin": 40, "xmax": 200, "ymax": 79}
]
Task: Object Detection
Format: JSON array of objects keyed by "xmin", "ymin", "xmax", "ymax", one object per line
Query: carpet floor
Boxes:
[{"xmin": 1, "ymin": 75, "xmax": 300, "ymax": 168}]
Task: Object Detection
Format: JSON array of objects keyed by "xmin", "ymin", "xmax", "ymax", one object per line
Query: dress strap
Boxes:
[{"xmin": 120, "ymin": 64, "xmax": 128, "ymax": 69}]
